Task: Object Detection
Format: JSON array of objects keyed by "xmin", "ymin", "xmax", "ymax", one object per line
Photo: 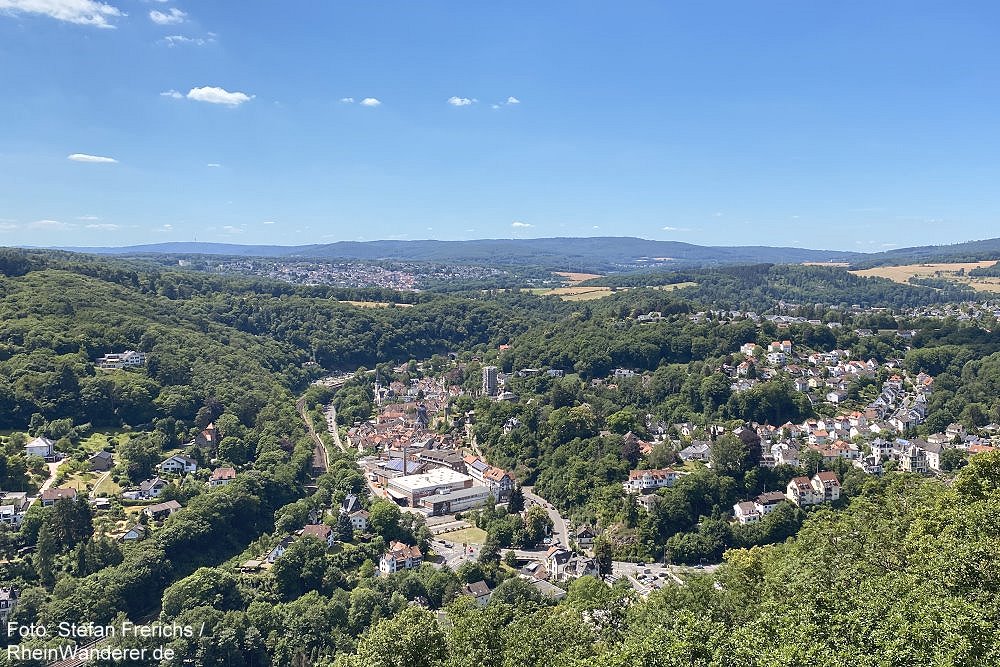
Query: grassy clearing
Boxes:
[
  {"xmin": 654, "ymin": 282, "xmax": 697, "ymax": 292},
  {"xmin": 338, "ymin": 301, "xmax": 413, "ymax": 308},
  {"xmin": 440, "ymin": 526, "xmax": 487, "ymax": 545}
]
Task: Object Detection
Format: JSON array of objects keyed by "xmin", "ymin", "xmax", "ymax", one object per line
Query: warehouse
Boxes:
[
  {"xmin": 419, "ymin": 485, "xmax": 491, "ymax": 515},
  {"xmin": 386, "ymin": 467, "xmax": 473, "ymax": 506}
]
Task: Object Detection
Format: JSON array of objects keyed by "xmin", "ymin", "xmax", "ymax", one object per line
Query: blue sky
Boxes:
[{"xmin": 1, "ymin": 1, "xmax": 999, "ymax": 250}]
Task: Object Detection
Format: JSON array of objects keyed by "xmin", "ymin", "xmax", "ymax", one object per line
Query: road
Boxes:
[
  {"xmin": 38, "ymin": 461, "xmax": 61, "ymax": 493},
  {"xmin": 523, "ymin": 486, "xmax": 569, "ymax": 548}
]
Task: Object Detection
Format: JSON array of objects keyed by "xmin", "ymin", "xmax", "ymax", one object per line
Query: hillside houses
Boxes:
[
  {"xmin": 786, "ymin": 472, "xmax": 841, "ymax": 507},
  {"xmin": 380, "ymin": 541, "xmax": 422, "ymax": 574},
  {"xmin": 623, "ymin": 468, "xmax": 679, "ymax": 494}
]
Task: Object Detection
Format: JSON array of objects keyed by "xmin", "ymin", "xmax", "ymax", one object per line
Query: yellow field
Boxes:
[
  {"xmin": 531, "ymin": 281, "xmax": 698, "ymax": 301},
  {"xmin": 546, "ymin": 286, "xmax": 615, "ymax": 300},
  {"xmin": 553, "ymin": 271, "xmax": 604, "ymax": 285},
  {"xmin": 803, "ymin": 261, "xmax": 850, "ymax": 267},
  {"xmin": 851, "ymin": 261, "xmax": 1000, "ymax": 291}
]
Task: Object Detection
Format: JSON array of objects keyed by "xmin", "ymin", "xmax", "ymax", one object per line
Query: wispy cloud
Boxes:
[
  {"xmin": 511, "ymin": 221, "xmax": 532, "ymax": 228},
  {"xmin": 492, "ymin": 96, "xmax": 521, "ymax": 109},
  {"xmin": 0, "ymin": 222, "xmax": 17, "ymax": 231},
  {"xmin": 160, "ymin": 89, "xmax": 183, "ymax": 99},
  {"xmin": 161, "ymin": 34, "xmax": 213, "ymax": 47},
  {"xmin": 185, "ymin": 86, "xmax": 254, "ymax": 106},
  {"xmin": 339, "ymin": 97, "xmax": 355, "ymax": 104},
  {"xmin": 149, "ymin": 7, "xmax": 185, "ymax": 25},
  {"xmin": 30, "ymin": 219, "xmax": 73, "ymax": 230},
  {"xmin": 0, "ymin": 0, "xmax": 122, "ymax": 28},
  {"xmin": 77, "ymin": 215, "xmax": 99, "ymax": 221},
  {"xmin": 448, "ymin": 96, "xmax": 476, "ymax": 107},
  {"xmin": 662, "ymin": 226, "xmax": 691, "ymax": 232},
  {"xmin": 221, "ymin": 225, "xmax": 244, "ymax": 234},
  {"xmin": 85, "ymin": 223, "xmax": 119, "ymax": 230},
  {"xmin": 206, "ymin": 163, "xmax": 221, "ymax": 168},
  {"xmin": 262, "ymin": 220, "xmax": 276, "ymax": 225},
  {"xmin": 155, "ymin": 223, "xmax": 174, "ymax": 233},
  {"xmin": 360, "ymin": 97, "xmax": 381, "ymax": 107},
  {"xmin": 67, "ymin": 153, "xmax": 117, "ymax": 163}
]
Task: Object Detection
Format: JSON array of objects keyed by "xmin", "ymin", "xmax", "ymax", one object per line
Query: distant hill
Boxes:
[
  {"xmin": 54, "ymin": 235, "xmax": 1000, "ymax": 272},
  {"xmin": 58, "ymin": 237, "xmax": 862, "ymax": 272}
]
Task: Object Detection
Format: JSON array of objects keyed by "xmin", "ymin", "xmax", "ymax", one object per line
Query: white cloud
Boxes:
[
  {"xmin": 222, "ymin": 225, "xmax": 244, "ymax": 234},
  {"xmin": 67, "ymin": 153, "xmax": 117, "ymax": 163},
  {"xmin": 149, "ymin": 7, "xmax": 184, "ymax": 24},
  {"xmin": 339, "ymin": 97, "xmax": 354, "ymax": 103},
  {"xmin": 262, "ymin": 220, "xmax": 276, "ymax": 225},
  {"xmin": 0, "ymin": 222, "xmax": 17, "ymax": 231},
  {"xmin": 0, "ymin": 0, "xmax": 122, "ymax": 28},
  {"xmin": 160, "ymin": 89, "xmax": 183, "ymax": 99},
  {"xmin": 661, "ymin": 226, "xmax": 691, "ymax": 232},
  {"xmin": 155, "ymin": 223, "xmax": 174, "ymax": 233},
  {"xmin": 30, "ymin": 219, "xmax": 73, "ymax": 230},
  {"xmin": 161, "ymin": 34, "xmax": 211, "ymax": 46},
  {"xmin": 85, "ymin": 223, "xmax": 119, "ymax": 230},
  {"xmin": 206, "ymin": 163, "xmax": 221, "ymax": 168},
  {"xmin": 448, "ymin": 96, "xmax": 476, "ymax": 106},
  {"xmin": 505, "ymin": 96, "xmax": 520, "ymax": 105},
  {"xmin": 360, "ymin": 97, "xmax": 381, "ymax": 107},
  {"xmin": 186, "ymin": 86, "xmax": 254, "ymax": 106},
  {"xmin": 77, "ymin": 215, "xmax": 99, "ymax": 220},
  {"xmin": 511, "ymin": 221, "xmax": 532, "ymax": 228}
]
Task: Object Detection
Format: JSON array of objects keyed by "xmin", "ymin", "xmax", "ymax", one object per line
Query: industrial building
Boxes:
[{"xmin": 386, "ymin": 467, "xmax": 473, "ymax": 506}]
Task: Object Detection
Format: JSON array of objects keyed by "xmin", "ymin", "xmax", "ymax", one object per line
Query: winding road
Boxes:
[{"xmin": 523, "ymin": 486, "xmax": 569, "ymax": 548}]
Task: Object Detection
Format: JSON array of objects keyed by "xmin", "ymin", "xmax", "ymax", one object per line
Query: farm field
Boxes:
[
  {"xmin": 534, "ymin": 280, "xmax": 697, "ymax": 301},
  {"xmin": 851, "ymin": 261, "xmax": 1000, "ymax": 292}
]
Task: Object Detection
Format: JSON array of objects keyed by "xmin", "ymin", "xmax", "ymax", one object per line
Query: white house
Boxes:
[
  {"xmin": 380, "ymin": 541, "xmax": 422, "ymax": 574},
  {"xmin": 300, "ymin": 524, "xmax": 336, "ymax": 548},
  {"xmin": 349, "ymin": 509, "xmax": 369, "ymax": 532},
  {"xmin": 97, "ymin": 350, "xmax": 147, "ymax": 369},
  {"xmin": 208, "ymin": 467, "xmax": 236, "ymax": 487},
  {"xmin": 159, "ymin": 454, "xmax": 198, "ymax": 475},
  {"xmin": 24, "ymin": 437, "xmax": 55, "ymax": 459},
  {"xmin": 623, "ymin": 468, "xmax": 678, "ymax": 494}
]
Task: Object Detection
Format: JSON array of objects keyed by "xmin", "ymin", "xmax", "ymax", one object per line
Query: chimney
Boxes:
[{"xmin": 403, "ymin": 444, "xmax": 408, "ymax": 475}]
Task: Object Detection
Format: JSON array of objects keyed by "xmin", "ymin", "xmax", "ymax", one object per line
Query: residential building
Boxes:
[
  {"xmin": 462, "ymin": 580, "xmax": 492, "ymax": 606},
  {"xmin": 482, "ymin": 366, "xmax": 499, "ymax": 397},
  {"xmin": 575, "ymin": 525, "xmax": 597, "ymax": 547},
  {"xmin": 89, "ymin": 450, "xmax": 114, "ymax": 472},
  {"xmin": 40, "ymin": 487, "xmax": 77, "ymax": 506},
  {"xmin": 96, "ymin": 350, "xmax": 147, "ymax": 369},
  {"xmin": 300, "ymin": 524, "xmax": 336, "ymax": 547},
  {"xmin": 143, "ymin": 500, "xmax": 181, "ymax": 520},
  {"xmin": 119, "ymin": 525, "xmax": 146, "ymax": 542},
  {"xmin": 265, "ymin": 535, "xmax": 294, "ymax": 564},
  {"xmin": 380, "ymin": 541, "xmax": 423, "ymax": 574},
  {"xmin": 623, "ymin": 468, "xmax": 678, "ymax": 494},
  {"xmin": 159, "ymin": 454, "xmax": 198, "ymax": 475},
  {"xmin": 0, "ymin": 588, "xmax": 18, "ymax": 623},
  {"xmin": 463, "ymin": 455, "xmax": 514, "ymax": 501},
  {"xmin": 678, "ymin": 442, "xmax": 711, "ymax": 462},
  {"xmin": 209, "ymin": 467, "xmax": 237, "ymax": 487},
  {"xmin": 349, "ymin": 509, "xmax": 369, "ymax": 532},
  {"xmin": 24, "ymin": 436, "xmax": 55, "ymax": 459},
  {"xmin": 786, "ymin": 477, "xmax": 814, "ymax": 506},
  {"xmin": 898, "ymin": 442, "xmax": 929, "ymax": 473},
  {"xmin": 139, "ymin": 476, "xmax": 168, "ymax": 499},
  {"xmin": 733, "ymin": 501, "xmax": 760, "ymax": 525}
]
